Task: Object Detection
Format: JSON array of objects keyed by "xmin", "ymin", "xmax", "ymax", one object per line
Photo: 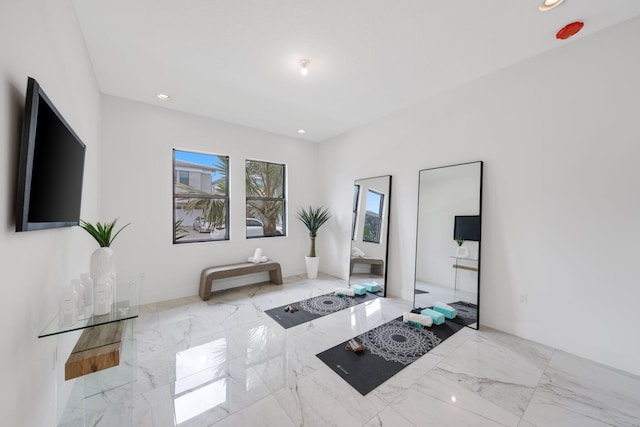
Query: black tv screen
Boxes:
[
  {"xmin": 454, "ymin": 215, "xmax": 480, "ymax": 242},
  {"xmin": 16, "ymin": 77, "xmax": 86, "ymax": 232}
]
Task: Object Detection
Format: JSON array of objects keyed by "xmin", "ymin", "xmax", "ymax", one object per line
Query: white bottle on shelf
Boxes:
[
  {"xmin": 109, "ymin": 272, "xmax": 117, "ymax": 305},
  {"xmin": 72, "ymin": 278, "xmax": 85, "ymax": 318},
  {"xmin": 80, "ymin": 273, "xmax": 94, "ymax": 317},
  {"xmin": 59, "ymin": 281, "xmax": 79, "ymax": 327},
  {"xmin": 93, "ymin": 278, "xmax": 112, "ymax": 316}
]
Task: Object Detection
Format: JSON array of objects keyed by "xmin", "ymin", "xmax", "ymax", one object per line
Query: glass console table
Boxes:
[
  {"xmin": 450, "ymin": 256, "xmax": 479, "ymax": 292},
  {"xmin": 38, "ymin": 275, "xmax": 142, "ymax": 426},
  {"xmin": 38, "ymin": 276, "xmax": 140, "ymax": 338}
]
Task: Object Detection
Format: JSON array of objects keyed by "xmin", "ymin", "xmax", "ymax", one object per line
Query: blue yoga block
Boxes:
[
  {"xmin": 350, "ymin": 284, "xmax": 367, "ymax": 295},
  {"xmin": 363, "ymin": 283, "xmax": 379, "ymax": 292},
  {"xmin": 420, "ymin": 308, "xmax": 445, "ymax": 325},
  {"xmin": 433, "ymin": 304, "xmax": 457, "ymax": 319}
]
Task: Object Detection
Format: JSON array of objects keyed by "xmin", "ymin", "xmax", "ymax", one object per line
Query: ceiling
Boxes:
[{"xmin": 71, "ymin": 0, "xmax": 640, "ymax": 142}]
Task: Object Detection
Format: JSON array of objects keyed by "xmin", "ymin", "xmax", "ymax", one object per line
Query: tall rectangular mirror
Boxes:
[
  {"xmin": 349, "ymin": 175, "xmax": 392, "ymax": 297},
  {"xmin": 414, "ymin": 162, "xmax": 482, "ymax": 329}
]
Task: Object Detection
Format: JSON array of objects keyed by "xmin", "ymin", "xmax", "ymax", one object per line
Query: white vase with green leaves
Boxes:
[
  {"xmin": 296, "ymin": 206, "xmax": 331, "ymax": 279},
  {"xmin": 455, "ymin": 237, "xmax": 469, "ymax": 258},
  {"xmin": 80, "ymin": 219, "xmax": 130, "ymax": 315}
]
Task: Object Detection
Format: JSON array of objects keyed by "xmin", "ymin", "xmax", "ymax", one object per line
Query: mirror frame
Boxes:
[
  {"xmin": 413, "ymin": 161, "xmax": 483, "ymax": 329},
  {"xmin": 349, "ymin": 175, "xmax": 392, "ymax": 297}
]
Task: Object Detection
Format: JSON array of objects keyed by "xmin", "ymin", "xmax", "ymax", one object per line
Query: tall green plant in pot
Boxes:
[
  {"xmin": 80, "ymin": 219, "xmax": 130, "ymax": 315},
  {"xmin": 296, "ymin": 206, "xmax": 331, "ymax": 279}
]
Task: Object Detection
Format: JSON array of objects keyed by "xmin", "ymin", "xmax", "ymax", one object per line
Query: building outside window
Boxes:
[
  {"xmin": 245, "ymin": 159, "xmax": 286, "ymax": 238},
  {"xmin": 178, "ymin": 170, "xmax": 189, "ymax": 186},
  {"xmin": 173, "ymin": 149, "xmax": 229, "ymax": 243}
]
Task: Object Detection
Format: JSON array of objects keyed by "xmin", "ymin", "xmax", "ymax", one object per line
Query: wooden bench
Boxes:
[
  {"xmin": 199, "ymin": 260, "xmax": 283, "ymax": 301},
  {"xmin": 350, "ymin": 257, "xmax": 384, "ymax": 276}
]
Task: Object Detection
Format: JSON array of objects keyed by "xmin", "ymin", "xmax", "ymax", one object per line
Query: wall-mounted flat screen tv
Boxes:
[
  {"xmin": 15, "ymin": 77, "xmax": 86, "ymax": 232},
  {"xmin": 454, "ymin": 215, "xmax": 480, "ymax": 242}
]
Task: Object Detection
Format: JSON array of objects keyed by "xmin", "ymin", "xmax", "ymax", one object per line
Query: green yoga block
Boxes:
[
  {"xmin": 420, "ymin": 308, "xmax": 445, "ymax": 325},
  {"xmin": 363, "ymin": 283, "xmax": 379, "ymax": 292},
  {"xmin": 433, "ymin": 303, "xmax": 457, "ymax": 319},
  {"xmin": 350, "ymin": 284, "xmax": 367, "ymax": 295}
]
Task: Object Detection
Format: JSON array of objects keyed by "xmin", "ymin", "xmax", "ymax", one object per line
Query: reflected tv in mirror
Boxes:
[
  {"xmin": 454, "ymin": 215, "xmax": 480, "ymax": 242},
  {"xmin": 15, "ymin": 77, "xmax": 86, "ymax": 232}
]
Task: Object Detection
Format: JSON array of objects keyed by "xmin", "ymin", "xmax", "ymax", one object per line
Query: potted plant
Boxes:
[
  {"xmin": 80, "ymin": 219, "xmax": 130, "ymax": 247},
  {"xmin": 80, "ymin": 219, "xmax": 130, "ymax": 315},
  {"xmin": 296, "ymin": 206, "xmax": 331, "ymax": 279}
]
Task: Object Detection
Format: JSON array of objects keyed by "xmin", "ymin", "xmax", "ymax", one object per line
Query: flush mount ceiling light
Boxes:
[
  {"xmin": 156, "ymin": 93, "xmax": 172, "ymax": 101},
  {"xmin": 539, "ymin": 0, "xmax": 564, "ymax": 11},
  {"xmin": 299, "ymin": 59, "xmax": 310, "ymax": 76},
  {"xmin": 297, "ymin": 129, "xmax": 306, "ymax": 134},
  {"xmin": 556, "ymin": 21, "xmax": 584, "ymax": 39}
]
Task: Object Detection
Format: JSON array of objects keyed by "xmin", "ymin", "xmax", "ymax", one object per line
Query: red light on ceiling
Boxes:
[{"xmin": 556, "ymin": 21, "xmax": 584, "ymax": 40}]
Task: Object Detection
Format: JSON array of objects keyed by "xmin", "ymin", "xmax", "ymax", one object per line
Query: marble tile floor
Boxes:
[
  {"xmin": 59, "ymin": 274, "xmax": 640, "ymax": 427},
  {"xmin": 414, "ymin": 280, "xmax": 477, "ymax": 309}
]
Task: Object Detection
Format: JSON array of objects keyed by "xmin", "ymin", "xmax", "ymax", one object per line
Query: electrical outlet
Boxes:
[{"xmin": 519, "ymin": 293, "xmax": 528, "ymax": 304}]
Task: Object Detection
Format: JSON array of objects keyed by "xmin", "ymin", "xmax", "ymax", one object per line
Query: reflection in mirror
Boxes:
[
  {"xmin": 414, "ymin": 162, "xmax": 482, "ymax": 329},
  {"xmin": 349, "ymin": 175, "xmax": 392, "ymax": 297}
]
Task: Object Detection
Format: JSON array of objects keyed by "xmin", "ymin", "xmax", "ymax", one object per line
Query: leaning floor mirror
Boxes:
[
  {"xmin": 414, "ymin": 161, "xmax": 482, "ymax": 329},
  {"xmin": 349, "ymin": 175, "xmax": 392, "ymax": 297}
]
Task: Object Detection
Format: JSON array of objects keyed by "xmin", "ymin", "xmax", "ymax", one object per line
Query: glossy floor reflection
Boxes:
[{"xmin": 59, "ymin": 274, "xmax": 640, "ymax": 426}]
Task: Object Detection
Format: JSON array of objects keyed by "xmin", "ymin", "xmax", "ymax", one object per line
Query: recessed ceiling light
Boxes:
[
  {"xmin": 297, "ymin": 129, "xmax": 306, "ymax": 134},
  {"xmin": 299, "ymin": 59, "xmax": 310, "ymax": 76},
  {"xmin": 539, "ymin": 0, "xmax": 564, "ymax": 12},
  {"xmin": 156, "ymin": 93, "xmax": 172, "ymax": 101}
]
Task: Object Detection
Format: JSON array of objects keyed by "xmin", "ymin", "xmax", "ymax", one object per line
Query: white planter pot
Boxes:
[
  {"xmin": 90, "ymin": 247, "xmax": 116, "ymax": 315},
  {"xmin": 305, "ymin": 256, "xmax": 320, "ymax": 280},
  {"xmin": 455, "ymin": 246, "xmax": 469, "ymax": 258}
]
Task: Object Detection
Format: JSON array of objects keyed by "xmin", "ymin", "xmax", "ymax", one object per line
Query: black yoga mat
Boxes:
[
  {"xmin": 414, "ymin": 301, "xmax": 478, "ymax": 326},
  {"xmin": 448, "ymin": 301, "xmax": 477, "ymax": 326},
  {"xmin": 265, "ymin": 291, "xmax": 381, "ymax": 329},
  {"xmin": 316, "ymin": 317, "xmax": 464, "ymax": 395}
]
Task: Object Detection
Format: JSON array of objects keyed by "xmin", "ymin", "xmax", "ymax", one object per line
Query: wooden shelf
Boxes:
[
  {"xmin": 65, "ymin": 321, "xmax": 126, "ymax": 380},
  {"xmin": 452, "ymin": 264, "xmax": 479, "ymax": 272}
]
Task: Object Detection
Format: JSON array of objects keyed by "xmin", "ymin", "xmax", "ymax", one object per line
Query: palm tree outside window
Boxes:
[
  {"xmin": 363, "ymin": 190, "xmax": 384, "ymax": 243},
  {"xmin": 173, "ymin": 149, "xmax": 229, "ymax": 243},
  {"xmin": 245, "ymin": 159, "xmax": 286, "ymax": 238}
]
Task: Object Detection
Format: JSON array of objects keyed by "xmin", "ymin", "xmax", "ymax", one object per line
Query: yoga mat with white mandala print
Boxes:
[
  {"xmin": 316, "ymin": 316, "xmax": 464, "ymax": 395},
  {"xmin": 265, "ymin": 291, "xmax": 381, "ymax": 329}
]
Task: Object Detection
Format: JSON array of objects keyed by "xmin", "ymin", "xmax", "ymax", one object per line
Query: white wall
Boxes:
[
  {"xmin": 100, "ymin": 96, "xmax": 318, "ymax": 304},
  {"xmin": 318, "ymin": 16, "xmax": 640, "ymax": 376},
  {"xmin": 0, "ymin": 0, "xmax": 101, "ymax": 425}
]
